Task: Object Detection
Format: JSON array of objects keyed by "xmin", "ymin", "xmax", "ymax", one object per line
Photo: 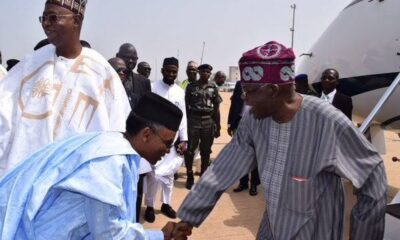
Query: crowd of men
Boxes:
[{"xmin": 0, "ymin": 0, "xmax": 388, "ymax": 240}]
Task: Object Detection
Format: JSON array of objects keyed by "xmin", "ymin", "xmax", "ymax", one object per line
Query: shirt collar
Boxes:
[{"xmin": 321, "ymin": 89, "xmax": 336, "ymax": 103}]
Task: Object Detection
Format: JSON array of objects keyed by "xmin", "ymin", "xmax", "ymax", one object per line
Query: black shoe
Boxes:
[
  {"xmin": 233, "ymin": 184, "xmax": 248, "ymax": 192},
  {"xmin": 161, "ymin": 204, "xmax": 177, "ymax": 219},
  {"xmin": 249, "ymin": 185, "xmax": 258, "ymax": 196},
  {"xmin": 144, "ymin": 207, "xmax": 155, "ymax": 223},
  {"xmin": 186, "ymin": 171, "xmax": 194, "ymax": 190}
]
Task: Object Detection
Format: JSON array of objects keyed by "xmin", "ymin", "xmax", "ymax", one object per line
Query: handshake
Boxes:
[{"xmin": 162, "ymin": 221, "xmax": 193, "ymax": 240}]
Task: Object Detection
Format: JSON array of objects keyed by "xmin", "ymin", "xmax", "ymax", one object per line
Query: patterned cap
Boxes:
[
  {"xmin": 239, "ymin": 41, "xmax": 295, "ymax": 85},
  {"xmin": 46, "ymin": 0, "xmax": 88, "ymax": 15}
]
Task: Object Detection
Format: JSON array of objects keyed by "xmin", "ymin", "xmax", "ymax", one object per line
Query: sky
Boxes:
[{"xmin": 0, "ymin": 0, "xmax": 351, "ymax": 81}]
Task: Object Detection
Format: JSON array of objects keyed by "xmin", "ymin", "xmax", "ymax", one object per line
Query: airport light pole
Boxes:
[
  {"xmin": 290, "ymin": 4, "xmax": 296, "ymax": 49},
  {"xmin": 200, "ymin": 41, "xmax": 206, "ymax": 64}
]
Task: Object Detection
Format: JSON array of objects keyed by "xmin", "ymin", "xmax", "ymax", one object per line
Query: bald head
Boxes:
[
  {"xmin": 214, "ymin": 71, "xmax": 227, "ymax": 86},
  {"xmin": 186, "ymin": 60, "xmax": 198, "ymax": 82},
  {"xmin": 108, "ymin": 57, "xmax": 127, "ymax": 82},
  {"xmin": 117, "ymin": 43, "xmax": 138, "ymax": 71},
  {"xmin": 137, "ymin": 61, "xmax": 151, "ymax": 78}
]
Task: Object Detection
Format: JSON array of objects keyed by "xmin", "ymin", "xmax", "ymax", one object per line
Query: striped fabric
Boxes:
[{"xmin": 178, "ymin": 95, "xmax": 387, "ymax": 240}]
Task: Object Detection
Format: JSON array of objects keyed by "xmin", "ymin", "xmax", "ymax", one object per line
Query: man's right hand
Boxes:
[{"xmin": 173, "ymin": 222, "xmax": 193, "ymax": 240}]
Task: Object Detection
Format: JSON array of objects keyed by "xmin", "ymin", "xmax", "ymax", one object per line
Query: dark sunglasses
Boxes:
[
  {"xmin": 39, "ymin": 14, "xmax": 75, "ymax": 24},
  {"xmin": 115, "ymin": 68, "xmax": 127, "ymax": 73}
]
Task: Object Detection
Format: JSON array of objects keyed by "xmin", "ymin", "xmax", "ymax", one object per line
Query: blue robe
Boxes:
[{"xmin": 0, "ymin": 132, "xmax": 163, "ymax": 240}]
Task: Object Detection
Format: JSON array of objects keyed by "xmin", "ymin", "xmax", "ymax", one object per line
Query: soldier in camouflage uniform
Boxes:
[{"xmin": 184, "ymin": 64, "xmax": 221, "ymax": 189}]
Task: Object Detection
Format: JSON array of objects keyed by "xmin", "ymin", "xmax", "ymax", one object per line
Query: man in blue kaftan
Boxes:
[{"xmin": 0, "ymin": 93, "xmax": 192, "ymax": 240}]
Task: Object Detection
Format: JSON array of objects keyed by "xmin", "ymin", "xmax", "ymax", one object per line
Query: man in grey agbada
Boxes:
[{"xmin": 177, "ymin": 41, "xmax": 387, "ymax": 240}]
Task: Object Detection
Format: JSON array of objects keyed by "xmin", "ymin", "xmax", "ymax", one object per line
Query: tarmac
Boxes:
[{"xmin": 142, "ymin": 91, "xmax": 400, "ymax": 239}]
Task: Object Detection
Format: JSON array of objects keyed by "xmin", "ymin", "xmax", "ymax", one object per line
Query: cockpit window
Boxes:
[{"xmin": 345, "ymin": 0, "xmax": 364, "ymax": 9}]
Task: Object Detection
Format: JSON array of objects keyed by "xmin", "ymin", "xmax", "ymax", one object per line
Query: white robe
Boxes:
[
  {"xmin": 151, "ymin": 79, "xmax": 187, "ymax": 180},
  {"xmin": 0, "ymin": 45, "xmax": 131, "ymax": 176},
  {"xmin": 145, "ymin": 79, "xmax": 187, "ymax": 206}
]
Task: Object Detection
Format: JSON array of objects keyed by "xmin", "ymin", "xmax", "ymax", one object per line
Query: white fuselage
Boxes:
[{"xmin": 297, "ymin": 0, "xmax": 400, "ymax": 131}]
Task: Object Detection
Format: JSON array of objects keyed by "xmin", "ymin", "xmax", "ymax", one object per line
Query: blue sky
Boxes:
[{"xmin": 0, "ymin": 0, "xmax": 351, "ymax": 80}]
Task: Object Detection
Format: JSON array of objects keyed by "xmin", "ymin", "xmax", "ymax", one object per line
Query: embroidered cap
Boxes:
[
  {"xmin": 46, "ymin": 0, "xmax": 88, "ymax": 15},
  {"xmin": 239, "ymin": 41, "xmax": 295, "ymax": 85}
]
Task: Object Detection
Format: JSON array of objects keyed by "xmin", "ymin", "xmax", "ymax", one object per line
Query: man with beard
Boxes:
[
  {"xmin": 177, "ymin": 41, "xmax": 386, "ymax": 240},
  {"xmin": 117, "ymin": 43, "xmax": 151, "ymax": 108},
  {"xmin": 0, "ymin": 0, "xmax": 131, "ymax": 176},
  {"xmin": 144, "ymin": 57, "xmax": 188, "ymax": 222}
]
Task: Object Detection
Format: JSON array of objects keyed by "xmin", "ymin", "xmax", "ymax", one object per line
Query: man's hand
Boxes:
[
  {"xmin": 162, "ymin": 222, "xmax": 176, "ymax": 240},
  {"xmin": 172, "ymin": 221, "xmax": 193, "ymax": 240},
  {"xmin": 177, "ymin": 141, "xmax": 187, "ymax": 155}
]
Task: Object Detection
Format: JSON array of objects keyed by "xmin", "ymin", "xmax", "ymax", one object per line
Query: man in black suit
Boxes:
[
  {"xmin": 116, "ymin": 43, "xmax": 151, "ymax": 222},
  {"xmin": 227, "ymin": 81, "xmax": 260, "ymax": 196},
  {"xmin": 320, "ymin": 68, "xmax": 353, "ymax": 120},
  {"xmin": 117, "ymin": 43, "xmax": 151, "ymax": 108}
]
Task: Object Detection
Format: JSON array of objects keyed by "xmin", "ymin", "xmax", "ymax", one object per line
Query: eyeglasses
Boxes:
[
  {"xmin": 39, "ymin": 14, "xmax": 75, "ymax": 24},
  {"xmin": 152, "ymin": 130, "xmax": 174, "ymax": 149},
  {"xmin": 115, "ymin": 67, "xmax": 127, "ymax": 74},
  {"xmin": 241, "ymin": 83, "xmax": 269, "ymax": 98}
]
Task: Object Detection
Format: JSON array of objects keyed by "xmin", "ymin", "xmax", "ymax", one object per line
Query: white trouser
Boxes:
[{"xmin": 145, "ymin": 171, "xmax": 174, "ymax": 207}]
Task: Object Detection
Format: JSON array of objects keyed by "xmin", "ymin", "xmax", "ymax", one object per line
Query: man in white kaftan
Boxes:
[
  {"xmin": 0, "ymin": 0, "xmax": 131, "ymax": 176},
  {"xmin": 145, "ymin": 57, "xmax": 188, "ymax": 222},
  {"xmin": 0, "ymin": 44, "xmax": 130, "ymax": 176}
]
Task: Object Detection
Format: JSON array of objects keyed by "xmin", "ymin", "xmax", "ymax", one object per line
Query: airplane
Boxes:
[
  {"xmin": 296, "ymin": 1, "xmax": 400, "ymax": 239},
  {"xmin": 296, "ymin": 0, "xmax": 400, "ymax": 154}
]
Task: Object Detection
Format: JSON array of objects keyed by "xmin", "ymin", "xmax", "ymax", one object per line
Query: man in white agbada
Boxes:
[
  {"xmin": 0, "ymin": 0, "xmax": 131, "ymax": 176},
  {"xmin": 0, "ymin": 93, "xmax": 193, "ymax": 240},
  {"xmin": 144, "ymin": 57, "xmax": 188, "ymax": 222},
  {"xmin": 0, "ymin": 51, "xmax": 7, "ymax": 80}
]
